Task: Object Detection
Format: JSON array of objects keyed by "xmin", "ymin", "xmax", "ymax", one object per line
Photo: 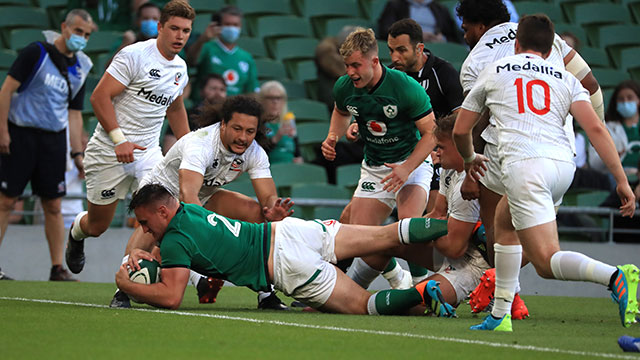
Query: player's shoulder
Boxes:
[{"xmin": 245, "ymin": 139, "xmax": 269, "ymax": 161}]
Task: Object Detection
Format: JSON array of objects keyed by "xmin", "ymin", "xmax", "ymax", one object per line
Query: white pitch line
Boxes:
[{"xmin": 1, "ymin": 296, "xmax": 637, "ymax": 359}]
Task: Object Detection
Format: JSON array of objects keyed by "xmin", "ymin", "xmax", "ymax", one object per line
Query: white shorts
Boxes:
[
  {"xmin": 272, "ymin": 217, "xmax": 341, "ymax": 308},
  {"xmin": 353, "ymin": 157, "xmax": 433, "ymax": 209},
  {"xmin": 502, "ymin": 158, "xmax": 575, "ymax": 230},
  {"xmin": 478, "ymin": 143, "xmax": 505, "ymax": 195},
  {"xmin": 436, "ymin": 246, "xmax": 490, "ymax": 306},
  {"xmin": 84, "ymin": 142, "xmax": 163, "ymax": 205}
]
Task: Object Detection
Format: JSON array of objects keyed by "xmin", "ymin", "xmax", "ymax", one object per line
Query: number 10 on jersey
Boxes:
[{"xmin": 515, "ymin": 78, "xmax": 550, "ymax": 115}]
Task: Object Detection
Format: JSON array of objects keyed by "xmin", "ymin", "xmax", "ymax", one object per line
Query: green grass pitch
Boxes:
[{"xmin": 1, "ymin": 281, "xmax": 639, "ymax": 359}]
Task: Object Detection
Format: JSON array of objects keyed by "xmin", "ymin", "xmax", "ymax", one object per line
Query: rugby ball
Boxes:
[{"xmin": 128, "ymin": 259, "xmax": 161, "ymax": 303}]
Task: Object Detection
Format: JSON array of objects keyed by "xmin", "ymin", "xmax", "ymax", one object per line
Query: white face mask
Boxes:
[
  {"xmin": 617, "ymin": 101, "xmax": 638, "ymax": 118},
  {"xmin": 220, "ymin": 26, "xmax": 240, "ymax": 43}
]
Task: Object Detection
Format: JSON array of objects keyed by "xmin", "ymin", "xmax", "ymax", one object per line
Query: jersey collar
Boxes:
[{"xmin": 368, "ymin": 64, "xmax": 387, "ymax": 94}]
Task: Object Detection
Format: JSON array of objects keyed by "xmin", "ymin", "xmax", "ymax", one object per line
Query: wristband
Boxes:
[
  {"xmin": 463, "ymin": 153, "xmax": 476, "ymax": 164},
  {"xmin": 109, "ymin": 128, "xmax": 126, "ymax": 145},
  {"xmin": 70, "ymin": 151, "xmax": 84, "ymax": 158}
]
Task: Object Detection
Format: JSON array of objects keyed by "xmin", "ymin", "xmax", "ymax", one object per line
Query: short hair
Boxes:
[
  {"xmin": 434, "ymin": 113, "xmax": 457, "ymax": 140},
  {"xmin": 388, "ymin": 19, "xmax": 423, "ymax": 46},
  {"xmin": 340, "ymin": 27, "xmax": 378, "ymax": 58},
  {"xmin": 65, "ymin": 9, "xmax": 93, "ymax": 25},
  {"xmin": 606, "ymin": 80, "xmax": 640, "ymax": 122},
  {"xmin": 137, "ymin": 2, "xmax": 160, "ymax": 19},
  {"xmin": 219, "ymin": 5, "xmax": 243, "ymax": 20},
  {"xmin": 200, "ymin": 73, "xmax": 226, "ymax": 91},
  {"xmin": 160, "ymin": 0, "xmax": 195, "ymax": 25},
  {"xmin": 129, "ymin": 184, "xmax": 175, "ymax": 212},
  {"xmin": 456, "ymin": 0, "xmax": 510, "ymax": 27},
  {"xmin": 516, "ymin": 14, "xmax": 555, "ymax": 54}
]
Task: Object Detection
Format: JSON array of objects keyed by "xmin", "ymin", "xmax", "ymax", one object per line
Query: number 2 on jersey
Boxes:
[
  {"xmin": 207, "ymin": 214, "xmax": 241, "ymax": 237},
  {"xmin": 514, "ymin": 78, "xmax": 550, "ymax": 115}
]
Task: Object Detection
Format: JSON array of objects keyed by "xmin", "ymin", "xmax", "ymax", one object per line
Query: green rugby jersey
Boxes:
[
  {"xmin": 160, "ymin": 203, "xmax": 271, "ymax": 292},
  {"xmin": 197, "ymin": 40, "xmax": 259, "ymax": 96},
  {"xmin": 333, "ymin": 66, "xmax": 432, "ymax": 166}
]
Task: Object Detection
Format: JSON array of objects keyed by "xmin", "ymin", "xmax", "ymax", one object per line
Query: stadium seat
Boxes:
[
  {"xmin": 628, "ymin": 1, "xmax": 640, "ymax": 24},
  {"xmin": 576, "ymin": 190, "xmax": 610, "ymax": 207},
  {"xmin": 0, "ymin": 0, "xmax": 30, "ymax": 6},
  {"xmin": 84, "ymin": 74, "xmax": 100, "ymax": 93},
  {"xmin": 336, "ymin": 163, "xmax": 361, "ymax": 191},
  {"xmin": 84, "ymin": 116, "xmax": 99, "ymax": 136},
  {"xmin": 92, "ymin": 52, "xmax": 111, "ymax": 74},
  {"xmin": 0, "ymin": 49, "xmax": 16, "ymax": 70},
  {"xmin": 254, "ymin": 58, "xmax": 287, "ymax": 80},
  {"xmin": 589, "ymin": 25, "xmax": 640, "ymax": 50},
  {"xmin": 288, "ymin": 98, "xmax": 330, "ymax": 123},
  {"xmin": 188, "ymin": 0, "xmax": 224, "ymax": 14},
  {"xmin": 8, "ymin": 28, "xmax": 45, "ymax": 51},
  {"xmin": 288, "ymin": 59, "xmax": 318, "ymax": 83},
  {"xmin": 0, "ymin": 6, "xmax": 49, "ymax": 48},
  {"xmin": 559, "ymin": 0, "xmax": 619, "ymax": 25},
  {"xmin": 297, "ymin": 122, "xmax": 330, "ymax": 161},
  {"xmin": 38, "ymin": 0, "xmax": 67, "ymax": 26},
  {"xmin": 290, "ymin": 183, "xmax": 351, "ymax": 219},
  {"xmin": 280, "ymin": 79, "xmax": 307, "ymax": 99},
  {"xmin": 82, "ymin": 95, "xmax": 93, "ymax": 116},
  {"xmin": 236, "ymin": 0, "xmax": 293, "ymax": 36},
  {"xmin": 0, "ymin": 70, "xmax": 7, "ymax": 82},
  {"xmin": 254, "ymin": 16, "xmax": 313, "ymax": 40},
  {"xmin": 221, "ymin": 181, "xmax": 255, "ymax": 197},
  {"xmin": 313, "ymin": 206, "xmax": 344, "ymax": 220},
  {"xmin": 377, "ymin": 40, "xmax": 391, "ymax": 65},
  {"xmin": 570, "ymin": 3, "xmax": 631, "ymax": 28},
  {"xmin": 236, "ymin": 36, "xmax": 268, "ymax": 59},
  {"xmin": 293, "ymin": 0, "xmax": 361, "ymax": 38},
  {"xmin": 554, "ymin": 23, "xmax": 587, "ymax": 48},
  {"xmin": 192, "ymin": 13, "xmax": 213, "ymax": 35},
  {"xmin": 83, "ymin": 31, "xmax": 122, "ymax": 55},
  {"xmin": 324, "ymin": 17, "xmax": 372, "ymax": 38},
  {"xmin": 514, "ymin": 1, "xmax": 566, "ymax": 23},
  {"xmin": 613, "ymin": 47, "xmax": 640, "ymax": 71},
  {"xmin": 269, "ymin": 37, "xmax": 318, "ymax": 61},
  {"xmin": 579, "ymin": 46, "xmax": 610, "ymax": 68},
  {"xmin": 426, "ymin": 42, "xmax": 469, "ymax": 65},
  {"xmin": 359, "ymin": 0, "xmax": 388, "ymax": 21},
  {"xmin": 270, "ymin": 163, "xmax": 328, "ymax": 196},
  {"xmin": 591, "ymin": 68, "xmax": 631, "ymax": 89}
]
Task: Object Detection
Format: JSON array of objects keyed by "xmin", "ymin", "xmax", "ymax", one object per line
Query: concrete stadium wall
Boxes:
[{"xmin": 1, "ymin": 224, "xmax": 638, "ymax": 298}]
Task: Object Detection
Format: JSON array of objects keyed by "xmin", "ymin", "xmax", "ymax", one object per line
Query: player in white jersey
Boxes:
[
  {"xmin": 65, "ymin": 1, "xmax": 196, "ymax": 274},
  {"xmin": 116, "ymin": 96, "xmax": 294, "ymax": 309},
  {"xmin": 453, "ymin": 15, "xmax": 637, "ymax": 332}
]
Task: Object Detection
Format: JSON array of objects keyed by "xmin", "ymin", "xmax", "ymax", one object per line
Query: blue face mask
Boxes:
[
  {"xmin": 617, "ymin": 101, "xmax": 638, "ymax": 118},
  {"xmin": 66, "ymin": 33, "xmax": 87, "ymax": 52},
  {"xmin": 140, "ymin": 19, "xmax": 158, "ymax": 38},
  {"xmin": 220, "ymin": 26, "xmax": 240, "ymax": 43}
]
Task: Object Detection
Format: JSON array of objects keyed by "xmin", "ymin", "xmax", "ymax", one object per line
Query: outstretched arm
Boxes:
[{"xmin": 252, "ymin": 177, "xmax": 293, "ymax": 221}]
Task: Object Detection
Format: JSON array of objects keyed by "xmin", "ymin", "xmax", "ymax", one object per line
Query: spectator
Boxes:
[
  {"xmin": 259, "ymin": 81, "xmax": 303, "ymax": 164},
  {"xmin": 188, "ymin": 6, "xmax": 259, "ymax": 98},
  {"xmin": 378, "ymin": 0, "xmax": 464, "ymax": 44},
  {"xmin": 0, "ymin": 9, "xmax": 94, "ymax": 281},
  {"xmin": 315, "ymin": 26, "xmax": 356, "ymax": 112},
  {"xmin": 560, "ymin": 31, "xmax": 580, "ymax": 51},
  {"xmin": 163, "ymin": 73, "xmax": 227, "ymax": 153},
  {"xmin": 588, "ymin": 80, "xmax": 640, "ymax": 175},
  {"xmin": 108, "ymin": 2, "xmax": 161, "ymax": 67}
]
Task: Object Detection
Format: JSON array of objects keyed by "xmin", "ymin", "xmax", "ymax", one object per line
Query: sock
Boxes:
[
  {"xmin": 409, "ymin": 262, "xmax": 429, "ymax": 278},
  {"xmin": 491, "ymin": 244, "xmax": 522, "ymax": 319},
  {"xmin": 515, "ymin": 281, "xmax": 521, "ymax": 294},
  {"xmin": 349, "ymin": 257, "xmax": 382, "ymax": 289},
  {"xmin": 397, "ymin": 218, "xmax": 448, "ymax": 245},
  {"xmin": 550, "ymin": 251, "xmax": 616, "ymax": 286},
  {"xmin": 190, "ymin": 271, "xmax": 203, "ymax": 287},
  {"xmin": 367, "ymin": 288, "xmax": 423, "ymax": 315},
  {"xmin": 382, "ymin": 258, "xmax": 398, "ymax": 274},
  {"xmin": 70, "ymin": 211, "xmax": 88, "ymax": 241}
]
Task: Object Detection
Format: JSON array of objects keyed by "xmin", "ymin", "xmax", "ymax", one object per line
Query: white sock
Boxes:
[
  {"xmin": 349, "ymin": 257, "xmax": 382, "ymax": 289},
  {"xmin": 382, "ymin": 262, "xmax": 403, "ymax": 282},
  {"xmin": 492, "ymin": 244, "xmax": 522, "ymax": 319},
  {"xmin": 366, "ymin": 294, "xmax": 379, "ymax": 315},
  {"xmin": 550, "ymin": 251, "xmax": 616, "ymax": 286},
  {"xmin": 71, "ymin": 211, "xmax": 88, "ymax": 241},
  {"xmin": 515, "ymin": 280, "xmax": 521, "ymax": 294},
  {"xmin": 189, "ymin": 271, "xmax": 203, "ymax": 287}
]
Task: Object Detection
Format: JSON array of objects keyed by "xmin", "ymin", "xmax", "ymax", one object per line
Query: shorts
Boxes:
[
  {"xmin": 502, "ymin": 158, "xmax": 575, "ymax": 230},
  {"xmin": 436, "ymin": 246, "xmax": 490, "ymax": 306},
  {"xmin": 84, "ymin": 142, "xmax": 163, "ymax": 205},
  {"xmin": 0, "ymin": 122, "xmax": 66, "ymax": 198},
  {"xmin": 478, "ymin": 143, "xmax": 505, "ymax": 195},
  {"xmin": 272, "ymin": 217, "xmax": 341, "ymax": 308},
  {"xmin": 353, "ymin": 157, "xmax": 433, "ymax": 209}
]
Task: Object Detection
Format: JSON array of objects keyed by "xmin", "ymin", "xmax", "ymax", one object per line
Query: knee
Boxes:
[
  {"xmin": 0, "ymin": 195, "xmax": 18, "ymax": 212},
  {"xmin": 532, "ymin": 261, "xmax": 555, "ymax": 279},
  {"xmin": 40, "ymin": 198, "xmax": 62, "ymax": 216}
]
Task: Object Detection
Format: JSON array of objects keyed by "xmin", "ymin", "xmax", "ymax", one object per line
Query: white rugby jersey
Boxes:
[
  {"xmin": 91, "ymin": 39, "xmax": 188, "ymax": 152},
  {"xmin": 439, "ymin": 168, "xmax": 480, "ymax": 223},
  {"xmin": 459, "ymin": 22, "xmax": 573, "ymax": 146},
  {"xmin": 146, "ymin": 122, "xmax": 271, "ymax": 203},
  {"xmin": 462, "ymin": 53, "xmax": 590, "ymax": 165}
]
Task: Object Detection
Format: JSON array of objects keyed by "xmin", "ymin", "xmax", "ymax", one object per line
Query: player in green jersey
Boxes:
[{"xmin": 116, "ymin": 183, "xmax": 457, "ymax": 316}]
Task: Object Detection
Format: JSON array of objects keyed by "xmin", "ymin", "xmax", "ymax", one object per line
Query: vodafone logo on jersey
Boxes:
[
  {"xmin": 223, "ymin": 69, "xmax": 239, "ymax": 86},
  {"xmin": 366, "ymin": 120, "xmax": 387, "ymax": 137}
]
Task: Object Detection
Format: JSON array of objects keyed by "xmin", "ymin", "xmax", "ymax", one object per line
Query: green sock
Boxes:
[
  {"xmin": 397, "ymin": 218, "xmax": 448, "ymax": 244},
  {"xmin": 367, "ymin": 288, "xmax": 423, "ymax": 315},
  {"xmin": 409, "ymin": 263, "xmax": 429, "ymax": 277},
  {"xmin": 382, "ymin": 258, "xmax": 398, "ymax": 274}
]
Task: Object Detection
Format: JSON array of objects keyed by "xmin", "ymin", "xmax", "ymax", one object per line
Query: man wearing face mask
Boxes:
[
  {"xmin": 0, "ymin": 9, "xmax": 93, "ymax": 281},
  {"xmin": 187, "ymin": 6, "xmax": 259, "ymax": 97},
  {"xmin": 107, "ymin": 2, "xmax": 162, "ymax": 69}
]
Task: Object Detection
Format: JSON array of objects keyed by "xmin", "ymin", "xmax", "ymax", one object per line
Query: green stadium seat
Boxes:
[
  {"xmin": 0, "ymin": 0, "xmax": 30, "ymax": 5},
  {"xmin": 602, "ymin": 88, "xmax": 614, "ymax": 110},
  {"xmin": 84, "ymin": 116, "xmax": 99, "ymax": 136},
  {"xmin": 222, "ymin": 181, "xmax": 255, "ymax": 197},
  {"xmin": 270, "ymin": 163, "xmax": 328, "ymax": 196},
  {"xmin": 589, "ymin": 25, "xmax": 640, "ymax": 50},
  {"xmin": 591, "ymin": 68, "xmax": 630, "ymax": 89},
  {"xmin": 9, "ymin": 28, "xmax": 44, "ymax": 51},
  {"xmin": 92, "ymin": 52, "xmax": 111, "ymax": 74},
  {"xmin": 254, "ymin": 16, "xmax": 313, "ymax": 40},
  {"xmin": 255, "ymin": 58, "xmax": 287, "ymax": 80},
  {"xmin": 336, "ymin": 163, "xmax": 361, "ymax": 191},
  {"xmin": 359, "ymin": 0, "xmax": 388, "ymax": 21},
  {"xmin": 0, "ymin": 70, "xmax": 7, "ymax": 82},
  {"xmin": 236, "ymin": 36, "xmax": 268, "ymax": 59},
  {"xmin": 82, "ymin": 95, "xmax": 93, "ymax": 116},
  {"xmin": 426, "ymin": 42, "xmax": 469, "ymax": 65},
  {"xmin": 576, "ymin": 190, "xmax": 610, "ymax": 207},
  {"xmin": 279, "ymin": 79, "xmax": 307, "ymax": 99},
  {"xmin": 559, "ymin": 0, "xmax": 618, "ymax": 24},
  {"xmin": 570, "ymin": 3, "xmax": 631, "ymax": 28},
  {"xmin": 377, "ymin": 40, "xmax": 391, "ymax": 65},
  {"xmin": 297, "ymin": 122, "xmax": 330, "ymax": 161},
  {"xmin": 579, "ymin": 46, "xmax": 610, "ymax": 68},
  {"xmin": 38, "ymin": 0, "xmax": 67, "ymax": 26},
  {"xmin": 188, "ymin": 0, "xmax": 224, "ymax": 14},
  {"xmin": 85, "ymin": 74, "xmax": 100, "ymax": 93},
  {"xmin": 290, "ymin": 183, "xmax": 351, "ymax": 219},
  {"xmin": 192, "ymin": 13, "xmax": 212, "ymax": 35},
  {"xmin": 288, "ymin": 98, "xmax": 330, "ymax": 122},
  {"xmin": 440, "ymin": 0, "xmax": 458, "ymax": 20},
  {"xmin": 0, "ymin": 49, "xmax": 17, "ymax": 70},
  {"xmin": 269, "ymin": 37, "xmax": 318, "ymax": 61},
  {"xmin": 293, "ymin": 0, "xmax": 360, "ymax": 38},
  {"xmin": 554, "ymin": 23, "xmax": 587, "ymax": 48},
  {"xmin": 630, "ymin": 68, "xmax": 640, "ymax": 82},
  {"xmin": 0, "ymin": 6, "xmax": 48, "ymax": 48},
  {"xmin": 617, "ymin": 47, "xmax": 640, "ymax": 72},
  {"xmin": 312, "ymin": 206, "xmax": 344, "ymax": 220},
  {"xmin": 288, "ymin": 59, "xmax": 318, "ymax": 83},
  {"xmin": 236, "ymin": 0, "xmax": 293, "ymax": 36},
  {"xmin": 627, "ymin": 1, "xmax": 640, "ymax": 24},
  {"xmin": 324, "ymin": 17, "xmax": 372, "ymax": 38},
  {"xmin": 83, "ymin": 31, "xmax": 121, "ymax": 55},
  {"xmin": 514, "ymin": 1, "xmax": 566, "ymax": 23}
]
